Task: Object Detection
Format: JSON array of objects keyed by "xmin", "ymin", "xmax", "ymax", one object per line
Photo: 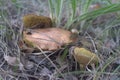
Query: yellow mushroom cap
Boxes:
[{"xmin": 72, "ymin": 47, "xmax": 99, "ymax": 66}]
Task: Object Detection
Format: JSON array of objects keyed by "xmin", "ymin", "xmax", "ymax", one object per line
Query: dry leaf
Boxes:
[
  {"xmin": 23, "ymin": 28, "xmax": 77, "ymax": 51},
  {"xmin": 4, "ymin": 55, "xmax": 19, "ymax": 66},
  {"xmin": 71, "ymin": 47, "xmax": 99, "ymax": 69},
  {"xmin": 22, "ymin": 14, "xmax": 52, "ymax": 29}
]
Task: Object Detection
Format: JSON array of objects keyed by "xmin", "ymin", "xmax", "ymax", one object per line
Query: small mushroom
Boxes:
[{"xmin": 70, "ymin": 47, "xmax": 99, "ymax": 70}]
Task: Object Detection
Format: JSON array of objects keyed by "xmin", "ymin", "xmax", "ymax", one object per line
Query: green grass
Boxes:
[{"xmin": 48, "ymin": 0, "xmax": 120, "ymax": 30}]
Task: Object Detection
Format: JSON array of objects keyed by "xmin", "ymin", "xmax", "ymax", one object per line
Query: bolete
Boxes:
[
  {"xmin": 70, "ymin": 47, "xmax": 99, "ymax": 70},
  {"xmin": 23, "ymin": 28, "xmax": 78, "ymax": 51}
]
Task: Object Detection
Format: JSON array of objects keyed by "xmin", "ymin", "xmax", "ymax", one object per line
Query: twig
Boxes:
[
  {"xmin": 37, "ymin": 46, "xmax": 65, "ymax": 79},
  {"xmin": 86, "ymin": 32, "xmax": 97, "ymax": 53}
]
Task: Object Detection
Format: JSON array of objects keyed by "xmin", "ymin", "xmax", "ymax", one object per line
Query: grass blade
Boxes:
[{"xmin": 74, "ymin": 4, "xmax": 120, "ymax": 24}]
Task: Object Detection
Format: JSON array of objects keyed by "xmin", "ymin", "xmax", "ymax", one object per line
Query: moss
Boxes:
[{"xmin": 22, "ymin": 14, "xmax": 52, "ymax": 29}]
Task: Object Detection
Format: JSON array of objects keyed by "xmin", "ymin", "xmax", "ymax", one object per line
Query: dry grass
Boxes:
[{"xmin": 0, "ymin": 0, "xmax": 120, "ymax": 80}]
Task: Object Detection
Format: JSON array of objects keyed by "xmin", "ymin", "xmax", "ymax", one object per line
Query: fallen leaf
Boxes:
[
  {"xmin": 70, "ymin": 47, "xmax": 99, "ymax": 69},
  {"xmin": 23, "ymin": 28, "xmax": 77, "ymax": 51},
  {"xmin": 22, "ymin": 14, "xmax": 52, "ymax": 29},
  {"xmin": 4, "ymin": 55, "xmax": 19, "ymax": 66}
]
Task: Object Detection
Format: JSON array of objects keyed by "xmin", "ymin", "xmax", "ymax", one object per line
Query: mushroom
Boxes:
[
  {"xmin": 23, "ymin": 28, "xmax": 78, "ymax": 51},
  {"xmin": 70, "ymin": 47, "xmax": 99, "ymax": 70},
  {"xmin": 22, "ymin": 14, "xmax": 52, "ymax": 29}
]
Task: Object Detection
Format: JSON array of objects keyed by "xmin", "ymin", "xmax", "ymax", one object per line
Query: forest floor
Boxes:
[{"xmin": 0, "ymin": 0, "xmax": 120, "ymax": 80}]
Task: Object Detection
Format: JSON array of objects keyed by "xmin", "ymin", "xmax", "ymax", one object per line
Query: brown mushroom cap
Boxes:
[{"xmin": 23, "ymin": 28, "xmax": 76, "ymax": 50}]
